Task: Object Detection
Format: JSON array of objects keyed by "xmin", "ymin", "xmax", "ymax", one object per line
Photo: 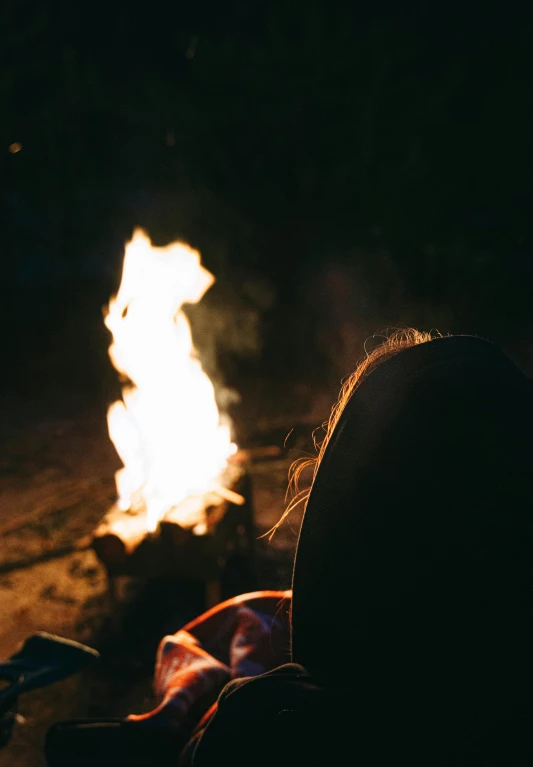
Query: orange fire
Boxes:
[{"xmin": 105, "ymin": 229, "xmax": 236, "ymax": 532}]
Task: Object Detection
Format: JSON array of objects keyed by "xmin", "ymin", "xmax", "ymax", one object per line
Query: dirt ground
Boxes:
[{"xmin": 0, "ymin": 396, "xmax": 310, "ymax": 766}]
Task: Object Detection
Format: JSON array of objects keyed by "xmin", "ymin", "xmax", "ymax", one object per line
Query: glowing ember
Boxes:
[{"xmin": 105, "ymin": 228, "xmax": 236, "ymax": 532}]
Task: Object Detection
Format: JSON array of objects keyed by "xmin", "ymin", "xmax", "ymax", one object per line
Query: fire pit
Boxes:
[
  {"xmin": 92, "ymin": 462, "xmax": 255, "ymax": 608},
  {"xmin": 92, "ymin": 229, "xmax": 254, "ymax": 611}
]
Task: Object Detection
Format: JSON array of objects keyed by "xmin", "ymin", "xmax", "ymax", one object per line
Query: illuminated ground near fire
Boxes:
[{"xmin": 0, "ymin": 400, "xmax": 306, "ymax": 767}]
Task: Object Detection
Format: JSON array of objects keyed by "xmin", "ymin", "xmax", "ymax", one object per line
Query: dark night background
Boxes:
[
  {"xmin": 2, "ymin": 1, "xmax": 533, "ymax": 431},
  {"xmin": 1, "ymin": 4, "xmax": 533, "ymax": 763}
]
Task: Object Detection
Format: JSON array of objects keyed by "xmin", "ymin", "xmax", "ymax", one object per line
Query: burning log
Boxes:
[
  {"xmin": 92, "ymin": 506, "xmax": 150, "ymax": 567},
  {"xmin": 92, "ymin": 466, "xmax": 255, "ymax": 611},
  {"xmin": 230, "ymin": 446, "xmax": 282, "ymax": 465}
]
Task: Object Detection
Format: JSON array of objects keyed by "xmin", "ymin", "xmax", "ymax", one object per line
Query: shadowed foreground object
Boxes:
[
  {"xmin": 190, "ymin": 335, "xmax": 533, "ymax": 766},
  {"xmin": 0, "ymin": 634, "xmax": 100, "ymax": 747}
]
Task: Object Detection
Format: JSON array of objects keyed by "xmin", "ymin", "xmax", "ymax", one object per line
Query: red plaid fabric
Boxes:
[{"xmin": 128, "ymin": 590, "xmax": 292, "ymax": 732}]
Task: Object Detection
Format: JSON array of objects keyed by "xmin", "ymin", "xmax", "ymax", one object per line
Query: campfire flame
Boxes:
[{"xmin": 105, "ymin": 229, "xmax": 236, "ymax": 532}]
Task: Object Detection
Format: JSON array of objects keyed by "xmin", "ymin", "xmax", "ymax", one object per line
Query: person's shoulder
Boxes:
[
  {"xmin": 186, "ymin": 663, "xmax": 337, "ymax": 766},
  {"xmin": 218, "ymin": 662, "xmax": 318, "ymax": 703}
]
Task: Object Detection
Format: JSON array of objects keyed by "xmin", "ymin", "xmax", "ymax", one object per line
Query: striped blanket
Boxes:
[{"xmin": 128, "ymin": 590, "xmax": 292, "ymax": 757}]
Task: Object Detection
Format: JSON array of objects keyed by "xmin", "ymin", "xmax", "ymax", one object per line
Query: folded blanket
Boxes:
[{"xmin": 128, "ymin": 590, "xmax": 292, "ymax": 740}]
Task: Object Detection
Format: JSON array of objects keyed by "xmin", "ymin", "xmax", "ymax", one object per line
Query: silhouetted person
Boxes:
[{"xmin": 187, "ymin": 330, "xmax": 533, "ymax": 766}]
